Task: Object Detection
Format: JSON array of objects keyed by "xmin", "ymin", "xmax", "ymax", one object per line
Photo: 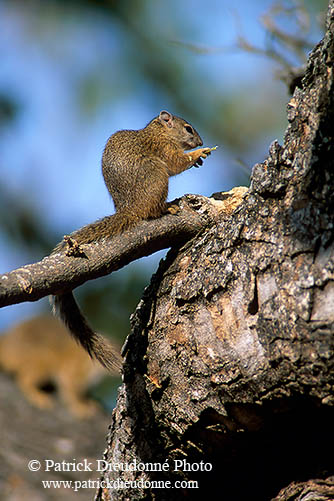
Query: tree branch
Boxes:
[
  {"xmin": 0, "ymin": 189, "xmax": 247, "ymax": 308},
  {"xmin": 95, "ymin": 2, "xmax": 334, "ymax": 500}
]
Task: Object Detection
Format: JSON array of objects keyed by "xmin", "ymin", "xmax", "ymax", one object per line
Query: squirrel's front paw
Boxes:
[{"xmin": 193, "ymin": 146, "xmax": 218, "ymax": 167}]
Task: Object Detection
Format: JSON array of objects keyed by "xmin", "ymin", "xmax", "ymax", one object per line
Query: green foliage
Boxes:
[
  {"xmin": 78, "ymin": 268, "xmax": 150, "ymax": 342},
  {"xmin": 0, "ymin": 93, "xmax": 20, "ymax": 126},
  {"xmin": 0, "ymin": 184, "xmax": 57, "ymax": 257}
]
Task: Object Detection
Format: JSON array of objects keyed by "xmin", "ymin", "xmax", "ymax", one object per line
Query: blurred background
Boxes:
[{"xmin": 0, "ymin": 0, "xmax": 327, "ymax": 344}]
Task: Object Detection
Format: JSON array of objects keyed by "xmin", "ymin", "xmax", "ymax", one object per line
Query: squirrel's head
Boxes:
[{"xmin": 157, "ymin": 110, "xmax": 203, "ymax": 150}]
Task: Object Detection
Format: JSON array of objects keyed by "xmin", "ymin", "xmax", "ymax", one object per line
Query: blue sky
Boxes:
[{"xmin": 0, "ymin": 0, "xmax": 325, "ymax": 330}]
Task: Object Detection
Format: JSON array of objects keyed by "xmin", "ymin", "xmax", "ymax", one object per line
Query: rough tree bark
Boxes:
[
  {"xmin": 94, "ymin": 3, "xmax": 334, "ymax": 501},
  {"xmin": 0, "ymin": 3, "xmax": 333, "ymax": 501}
]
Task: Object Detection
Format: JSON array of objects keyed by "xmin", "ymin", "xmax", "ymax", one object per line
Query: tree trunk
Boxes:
[{"xmin": 95, "ymin": 2, "xmax": 334, "ymax": 500}]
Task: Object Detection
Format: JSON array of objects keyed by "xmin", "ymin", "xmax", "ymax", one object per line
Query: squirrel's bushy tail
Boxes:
[
  {"xmin": 51, "ymin": 293, "xmax": 122, "ymax": 372},
  {"xmin": 50, "ymin": 210, "xmax": 141, "ymax": 370}
]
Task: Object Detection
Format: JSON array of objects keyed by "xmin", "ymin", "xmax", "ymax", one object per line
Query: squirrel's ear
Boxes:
[{"xmin": 159, "ymin": 110, "xmax": 173, "ymax": 128}]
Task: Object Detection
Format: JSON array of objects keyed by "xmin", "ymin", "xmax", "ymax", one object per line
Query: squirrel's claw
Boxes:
[{"xmin": 194, "ymin": 158, "xmax": 204, "ymax": 167}]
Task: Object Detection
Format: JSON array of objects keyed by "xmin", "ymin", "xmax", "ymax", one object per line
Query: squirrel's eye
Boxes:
[{"xmin": 184, "ymin": 125, "xmax": 193, "ymax": 134}]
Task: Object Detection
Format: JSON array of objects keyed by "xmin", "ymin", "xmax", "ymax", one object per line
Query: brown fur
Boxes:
[
  {"xmin": 0, "ymin": 315, "xmax": 112, "ymax": 418},
  {"xmin": 52, "ymin": 111, "xmax": 214, "ymax": 369}
]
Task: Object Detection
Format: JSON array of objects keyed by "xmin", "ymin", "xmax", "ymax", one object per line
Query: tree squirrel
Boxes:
[
  {"xmin": 51, "ymin": 110, "xmax": 216, "ymax": 370},
  {"xmin": 0, "ymin": 315, "xmax": 110, "ymax": 418}
]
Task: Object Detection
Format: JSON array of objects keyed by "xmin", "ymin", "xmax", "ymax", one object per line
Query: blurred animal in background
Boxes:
[{"xmin": 0, "ymin": 315, "xmax": 114, "ymax": 418}]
